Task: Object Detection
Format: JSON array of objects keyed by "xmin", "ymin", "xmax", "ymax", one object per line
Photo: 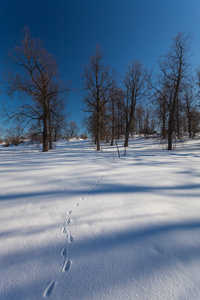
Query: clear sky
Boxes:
[{"xmin": 1, "ymin": 0, "xmax": 200, "ymax": 132}]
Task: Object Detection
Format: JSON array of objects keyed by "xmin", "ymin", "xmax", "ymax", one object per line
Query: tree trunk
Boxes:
[
  {"xmin": 162, "ymin": 100, "xmax": 166, "ymax": 139},
  {"xmin": 176, "ymin": 99, "xmax": 180, "ymax": 139},
  {"xmin": 117, "ymin": 110, "xmax": 120, "ymax": 140},
  {"xmin": 97, "ymin": 132, "xmax": 100, "ymax": 150},
  {"xmin": 188, "ymin": 114, "xmax": 192, "ymax": 138},
  {"xmin": 168, "ymin": 113, "xmax": 173, "ymax": 150},
  {"xmin": 111, "ymin": 99, "xmax": 115, "ymax": 146},
  {"xmin": 54, "ymin": 128, "xmax": 57, "ymax": 142},
  {"xmin": 96, "ymin": 112, "xmax": 100, "ymax": 151},
  {"xmin": 124, "ymin": 121, "xmax": 130, "ymax": 147},
  {"xmin": 48, "ymin": 116, "xmax": 53, "ymax": 149},
  {"xmin": 111, "ymin": 126, "xmax": 114, "ymax": 146},
  {"xmin": 43, "ymin": 105, "xmax": 49, "ymax": 152},
  {"xmin": 48, "ymin": 99, "xmax": 52, "ymax": 149}
]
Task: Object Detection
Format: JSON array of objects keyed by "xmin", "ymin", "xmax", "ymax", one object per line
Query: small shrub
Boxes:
[
  {"xmin": 4, "ymin": 126, "xmax": 24, "ymax": 146},
  {"xmin": 80, "ymin": 133, "xmax": 88, "ymax": 140},
  {"xmin": 4, "ymin": 142, "xmax": 10, "ymax": 147}
]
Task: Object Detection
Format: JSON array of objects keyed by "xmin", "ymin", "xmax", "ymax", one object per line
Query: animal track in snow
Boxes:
[
  {"xmin": 61, "ymin": 247, "xmax": 67, "ymax": 257},
  {"xmin": 43, "ymin": 162, "xmax": 119, "ymax": 298},
  {"xmin": 43, "ymin": 281, "xmax": 56, "ymax": 298},
  {"xmin": 66, "ymin": 218, "xmax": 70, "ymax": 224},
  {"xmin": 61, "ymin": 227, "xmax": 66, "ymax": 233},
  {"xmin": 62, "ymin": 260, "xmax": 71, "ymax": 272},
  {"xmin": 69, "ymin": 234, "xmax": 73, "ymax": 243}
]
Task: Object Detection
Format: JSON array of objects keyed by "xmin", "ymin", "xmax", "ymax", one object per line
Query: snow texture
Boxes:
[{"xmin": 1, "ymin": 137, "xmax": 200, "ymax": 299}]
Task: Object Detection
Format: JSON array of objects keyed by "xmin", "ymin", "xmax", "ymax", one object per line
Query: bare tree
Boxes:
[
  {"xmin": 148, "ymin": 32, "xmax": 192, "ymax": 150},
  {"xmin": 0, "ymin": 127, "xmax": 3, "ymax": 143},
  {"xmin": 135, "ymin": 105, "xmax": 145, "ymax": 135},
  {"xmin": 156, "ymin": 88, "xmax": 168, "ymax": 139},
  {"xmin": 109, "ymin": 87, "xmax": 116, "ymax": 146},
  {"xmin": 48, "ymin": 92, "xmax": 68, "ymax": 147},
  {"xmin": 4, "ymin": 125, "xmax": 25, "ymax": 146},
  {"xmin": 5, "ymin": 27, "xmax": 68, "ymax": 152},
  {"xmin": 108, "ymin": 87, "xmax": 125, "ymax": 146},
  {"xmin": 83, "ymin": 46, "xmax": 116, "ymax": 150},
  {"xmin": 124, "ymin": 60, "xmax": 146, "ymax": 147},
  {"xmin": 183, "ymin": 85, "xmax": 199, "ymax": 138},
  {"xmin": 116, "ymin": 89, "xmax": 126, "ymax": 139},
  {"xmin": 67, "ymin": 121, "xmax": 79, "ymax": 139}
]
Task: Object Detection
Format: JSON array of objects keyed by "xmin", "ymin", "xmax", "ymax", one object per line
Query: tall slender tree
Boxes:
[
  {"xmin": 83, "ymin": 46, "xmax": 116, "ymax": 150},
  {"xmin": 108, "ymin": 87, "xmax": 125, "ymax": 146},
  {"xmin": 124, "ymin": 60, "xmax": 146, "ymax": 147},
  {"xmin": 148, "ymin": 32, "xmax": 192, "ymax": 150}
]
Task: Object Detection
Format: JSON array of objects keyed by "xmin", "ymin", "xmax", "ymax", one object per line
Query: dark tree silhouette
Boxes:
[
  {"xmin": 83, "ymin": 46, "xmax": 116, "ymax": 150},
  {"xmin": 6, "ymin": 28, "xmax": 68, "ymax": 151}
]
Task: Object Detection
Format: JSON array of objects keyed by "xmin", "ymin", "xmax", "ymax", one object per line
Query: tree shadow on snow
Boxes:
[{"xmin": 2, "ymin": 219, "xmax": 200, "ymax": 299}]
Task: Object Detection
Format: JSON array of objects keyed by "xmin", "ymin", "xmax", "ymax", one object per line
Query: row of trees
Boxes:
[
  {"xmin": 2, "ymin": 29, "xmax": 200, "ymax": 151},
  {"xmin": 83, "ymin": 32, "xmax": 200, "ymax": 150},
  {"xmin": 0, "ymin": 121, "xmax": 85, "ymax": 147}
]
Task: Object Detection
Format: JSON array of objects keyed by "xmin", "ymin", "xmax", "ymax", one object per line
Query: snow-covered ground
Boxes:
[{"xmin": 1, "ymin": 137, "xmax": 200, "ymax": 300}]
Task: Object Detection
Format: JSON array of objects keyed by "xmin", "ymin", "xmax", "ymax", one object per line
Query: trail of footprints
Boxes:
[{"xmin": 43, "ymin": 165, "xmax": 117, "ymax": 298}]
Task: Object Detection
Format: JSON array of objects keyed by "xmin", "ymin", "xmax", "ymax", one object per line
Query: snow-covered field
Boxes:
[{"xmin": 1, "ymin": 137, "xmax": 200, "ymax": 300}]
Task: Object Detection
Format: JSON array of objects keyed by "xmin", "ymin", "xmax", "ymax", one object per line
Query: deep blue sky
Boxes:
[{"xmin": 1, "ymin": 0, "xmax": 200, "ymax": 132}]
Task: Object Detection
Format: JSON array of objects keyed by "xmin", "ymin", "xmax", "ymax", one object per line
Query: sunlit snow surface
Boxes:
[{"xmin": 1, "ymin": 137, "xmax": 200, "ymax": 300}]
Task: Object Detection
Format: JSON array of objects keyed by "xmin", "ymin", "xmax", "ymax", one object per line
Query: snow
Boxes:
[{"xmin": 1, "ymin": 137, "xmax": 200, "ymax": 300}]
